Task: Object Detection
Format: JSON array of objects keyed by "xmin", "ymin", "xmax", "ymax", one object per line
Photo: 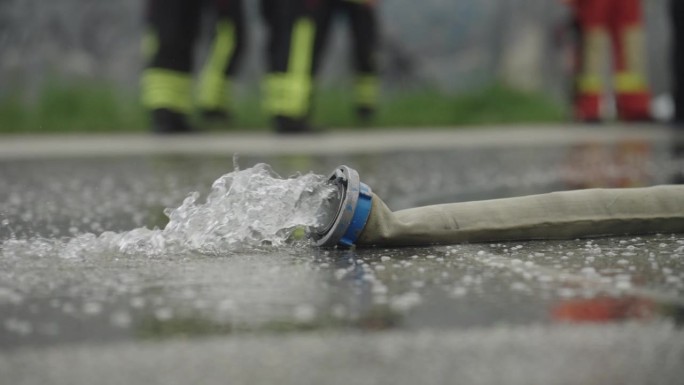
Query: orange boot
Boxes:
[
  {"xmin": 571, "ymin": 0, "xmax": 651, "ymax": 122},
  {"xmin": 609, "ymin": 0, "xmax": 651, "ymax": 121}
]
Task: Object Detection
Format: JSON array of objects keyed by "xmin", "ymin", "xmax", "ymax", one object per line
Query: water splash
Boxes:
[{"xmin": 1, "ymin": 164, "xmax": 334, "ymax": 259}]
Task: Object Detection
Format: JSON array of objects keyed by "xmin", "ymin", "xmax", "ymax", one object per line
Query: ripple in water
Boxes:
[{"xmin": 1, "ymin": 164, "xmax": 334, "ymax": 259}]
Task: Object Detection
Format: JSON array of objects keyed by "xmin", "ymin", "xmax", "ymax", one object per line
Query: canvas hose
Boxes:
[{"xmin": 309, "ymin": 166, "xmax": 684, "ymax": 248}]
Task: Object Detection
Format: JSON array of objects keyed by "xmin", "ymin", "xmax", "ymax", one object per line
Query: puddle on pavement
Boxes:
[{"xmin": 1, "ymin": 141, "xmax": 683, "ymax": 348}]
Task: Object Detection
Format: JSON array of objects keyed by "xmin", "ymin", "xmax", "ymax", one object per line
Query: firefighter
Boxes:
[
  {"xmin": 314, "ymin": 0, "xmax": 379, "ymax": 123},
  {"xmin": 566, "ymin": 0, "xmax": 652, "ymax": 122},
  {"xmin": 141, "ymin": 0, "xmax": 245, "ymax": 133},
  {"xmin": 260, "ymin": 0, "xmax": 324, "ymax": 134},
  {"xmin": 672, "ymin": 0, "xmax": 684, "ymax": 126}
]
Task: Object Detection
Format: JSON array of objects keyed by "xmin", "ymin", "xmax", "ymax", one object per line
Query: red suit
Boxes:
[{"xmin": 568, "ymin": 0, "xmax": 651, "ymax": 122}]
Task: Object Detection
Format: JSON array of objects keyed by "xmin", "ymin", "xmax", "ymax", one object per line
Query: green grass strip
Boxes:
[{"xmin": 0, "ymin": 81, "xmax": 566, "ymax": 134}]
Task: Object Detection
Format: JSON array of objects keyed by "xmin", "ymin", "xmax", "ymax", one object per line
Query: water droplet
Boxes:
[
  {"xmin": 110, "ymin": 311, "xmax": 132, "ymax": 328},
  {"xmin": 82, "ymin": 302, "xmax": 103, "ymax": 315}
]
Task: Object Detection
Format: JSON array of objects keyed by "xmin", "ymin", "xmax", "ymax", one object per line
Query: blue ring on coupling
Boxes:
[
  {"xmin": 310, "ymin": 165, "xmax": 373, "ymax": 248},
  {"xmin": 339, "ymin": 182, "xmax": 372, "ymax": 247}
]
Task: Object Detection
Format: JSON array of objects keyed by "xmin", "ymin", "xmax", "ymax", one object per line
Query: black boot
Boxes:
[
  {"xmin": 273, "ymin": 115, "xmax": 316, "ymax": 134},
  {"xmin": 151, "ymin": 108, "xmax": 195, "ymax": 134},
  {"xmin": 355, "ymin": 106, "xmax": 376, "ymax": 124},
  {"xmin": 200, "ymin": 109, "xmax": 232, "ymax": 125}
]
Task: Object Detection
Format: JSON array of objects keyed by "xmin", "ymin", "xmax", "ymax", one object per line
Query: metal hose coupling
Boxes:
[{"xmin": 309, "ymin": 165, "xmax": 373, "ymax": 247}]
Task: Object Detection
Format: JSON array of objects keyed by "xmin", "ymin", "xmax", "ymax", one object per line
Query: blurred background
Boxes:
[{"xmin": 0, "ymin": 0, "xmax": 675, "ymax": 132}]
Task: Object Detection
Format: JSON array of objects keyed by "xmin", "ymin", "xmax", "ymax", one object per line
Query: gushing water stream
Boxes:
[{"xmin": 1, "ymin": 163, "xmax": 334, "ymax": 259}]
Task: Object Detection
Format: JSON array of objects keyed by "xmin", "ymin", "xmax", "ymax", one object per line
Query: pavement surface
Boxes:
[
  {"xmin": 0, "ymin": 123, "xmax": 676, "ymax": 159},
  {"xmin": 1, "ymin": 124, "xmax": 684, "ymax": 384}
]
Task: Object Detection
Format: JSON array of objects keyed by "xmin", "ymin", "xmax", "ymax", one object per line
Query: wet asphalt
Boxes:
[{"xmin": 1, "ymin": 125, "xmax": 683, "ymax": 384}]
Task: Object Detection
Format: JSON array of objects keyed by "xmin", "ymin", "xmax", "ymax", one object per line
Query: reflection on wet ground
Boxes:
[
  {"xmin": 1, "ymin": 236, "xmax": 682, "ymax": 348},
  {"xmin": 1, "ymin": 133, "xmax": 683, "ymax": 383}
]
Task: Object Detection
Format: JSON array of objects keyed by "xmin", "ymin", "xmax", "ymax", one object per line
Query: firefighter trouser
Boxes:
[
  {"xmin": 260, "ymin": 0, "xmax": 321, "ymax": 120},
  {"xmin": 572, "ymin": 0, "xmax": 651, "ymax": 121},
  {"xmin": 314, "ymin": 0, "xmax": 379, "ymax": 111},
  {"xmin": 672, "ymin": 0, "xmax": 684, "ymax": 123},
  {"xmin": 141, "ymin": 0, "xmax": 245, "ymax": 114}
]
